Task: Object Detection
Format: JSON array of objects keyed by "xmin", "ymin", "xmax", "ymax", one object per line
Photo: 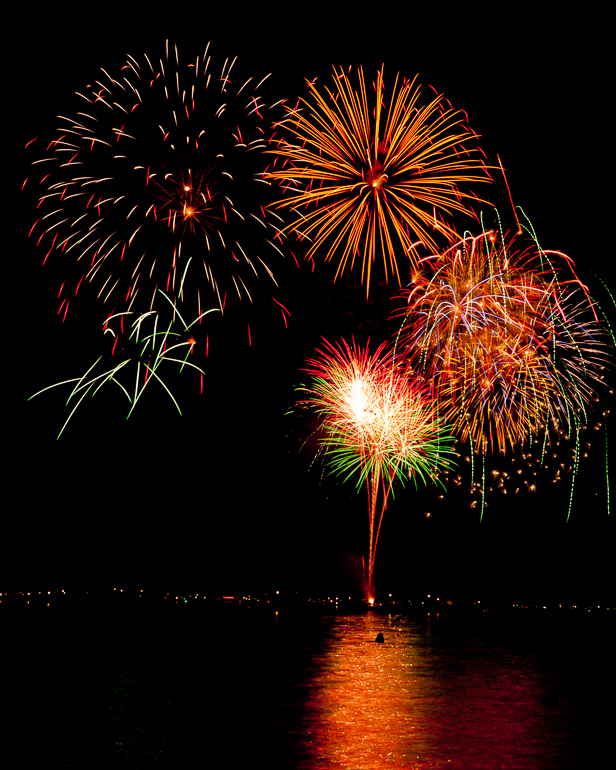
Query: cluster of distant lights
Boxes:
[
  {"xmin": 2, "ymin": 590, "xmax": 66, "ymax": 606},
  {"xmin": 2, "ymin": 590, "xmax": 613, "ymax": 612}
]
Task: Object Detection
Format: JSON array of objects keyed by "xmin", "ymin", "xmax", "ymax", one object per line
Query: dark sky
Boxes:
[{"xmin": 13, "ymin": 9, "xmax": 613, "ymax": 601}]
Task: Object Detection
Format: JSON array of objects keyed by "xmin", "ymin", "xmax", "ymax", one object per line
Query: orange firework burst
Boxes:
[
  {"xmin": 301, "ymin": 338, "xmax": 456, "ymax": 598},
  {"xmin": 267, "ymin": 66, "xmax": 491, "ymax": 294},
  {"xmin": 395, "ymin": 225, "xmax": 609, "ymax": 456}
]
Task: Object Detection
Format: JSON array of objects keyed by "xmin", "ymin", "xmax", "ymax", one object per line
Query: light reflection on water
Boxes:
[
  {"xmin": 17, "ymin": 604, "xmax": 609, "ymax": 767},
  {"xmin": 298, "ymin": 612, "xmax": 561, "ymax": 769}
]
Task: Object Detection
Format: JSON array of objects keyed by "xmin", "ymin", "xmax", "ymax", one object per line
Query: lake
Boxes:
[{"xmin": 12, "ymin": 601, "xmax": 614, "ymax": 768}]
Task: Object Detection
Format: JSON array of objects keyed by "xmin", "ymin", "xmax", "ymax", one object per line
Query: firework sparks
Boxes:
[
  {"xmin": 25, "ymin": 41, "xmax": 287, "ymax": 325},
  {"xmin": 28, "ymin": 293, "xmax": 217, "ymax": 438},
  {"xmin": 300, "ymin": 338, "xmax": 456, "ymax": 597},
  {"xmin": 267, "ymin": 66, "xmax": 491, "ymax": 294},
  {"xmin": 394, "ymin": 222, "xmax": 610, "ymax": 516}
]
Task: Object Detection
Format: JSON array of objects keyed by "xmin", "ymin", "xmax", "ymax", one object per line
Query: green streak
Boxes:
[
  {"xmin": 28, "ymin": 377, "xmax": 83, "ymax": 401},
  {"xmin": 606, "ymin": 427, "xmax": 611, "ymax": 516},
  {"xmin": 56, "ymin": 382, "xmax": 96, "ymax": 440},
  {"xmin": 567, "ymin": 427, "xmax": 580, "ymax": 523},
  {"xmin": 480, "ymin": 447, "xmax": 485, "ymax": 523},
  {"xmin": 142, "ymin": 363, "xmax": 182, "ymax": 416}
]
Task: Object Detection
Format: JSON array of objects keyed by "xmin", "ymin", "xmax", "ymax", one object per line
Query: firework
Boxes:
[
  {"xmin": 267, "ymin": 66, "xmax": 491, "ymax": 294},
  {"xmin": 25, "ymin": 41, "xmax": 288, "ymax": 327},
  {"xmin": 394, "ymin": 223, "xmax": 610, "ymax": 467},
  {"xmin": 301, "ymin": 338, "xmax": 456, "ymax": 597},
  {"xmin": 29, "ymin": 293, "xmax": 216, "ymax": 438}
]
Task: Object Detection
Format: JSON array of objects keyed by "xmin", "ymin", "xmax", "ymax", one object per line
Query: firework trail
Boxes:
[
  {"xmin": 25, "ymin": 41, "xmax": 288, "ymax": 328},
  {"xmin": 29, "ymin": 292, "xmax": 216, "ymax": 438},
  {"xmin": 301, "ymin": 338, "xmax": 456, "ymax": 597},
  {"xmin": 267, "ymin": 65, "xmax": 491, "ymax": 295}
]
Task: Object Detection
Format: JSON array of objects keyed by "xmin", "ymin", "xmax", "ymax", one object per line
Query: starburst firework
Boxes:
[
  {"xmin": 268, "ymin": 66, "xmax": 491, "ymax": 294},
  {"xmin": 395, "ymin": 226, "xmax": 610, "ymax": 457},
  {"xmin": 25, "ymin": 41, "xmax": 287, "ymax": 326},
  {"xmin": 301, "ymin": 338, "xmax": 456, "ymax": 596}
]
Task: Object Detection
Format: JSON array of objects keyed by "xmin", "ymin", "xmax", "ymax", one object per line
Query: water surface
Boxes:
[{"xmin": 14, "ymin": 605, "xmax": 614, "ymax": 768}]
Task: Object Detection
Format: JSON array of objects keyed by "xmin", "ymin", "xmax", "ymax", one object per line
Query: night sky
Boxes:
[{"xmin": 14, "ymin": 9, "xmax": 613, "ymax": 602}]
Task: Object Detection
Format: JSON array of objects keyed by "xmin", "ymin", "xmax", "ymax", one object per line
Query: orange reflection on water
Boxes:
[
  {"xmin": 303, "ymin": 613, "xmax": 436, "ymax": 768},
  {"xmin": 300, "ymin": 612, "xmax": 559, "ymax": 769}
]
